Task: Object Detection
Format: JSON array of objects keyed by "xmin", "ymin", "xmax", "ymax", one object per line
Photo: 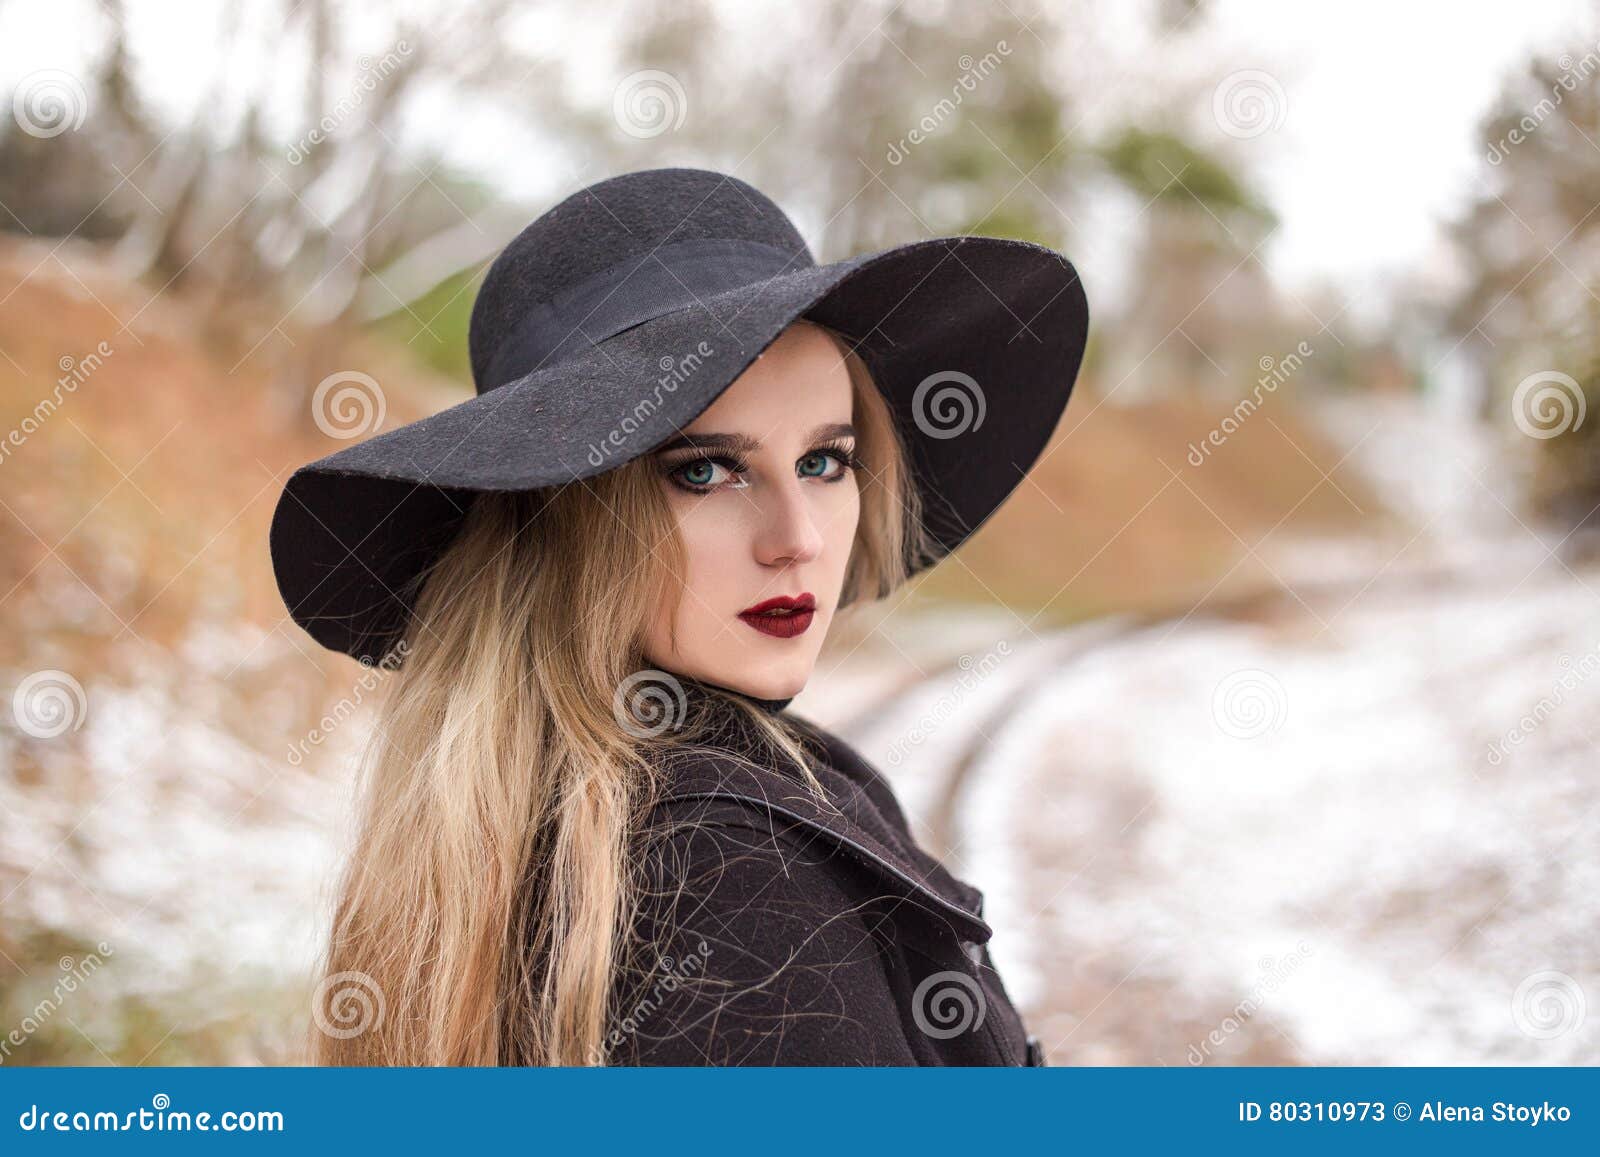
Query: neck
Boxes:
[{"xmin": 669, "ymin": 670, "xmax": 795, "ymax": 714}]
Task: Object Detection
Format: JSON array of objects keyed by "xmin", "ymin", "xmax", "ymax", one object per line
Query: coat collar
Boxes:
[{"xmin": 651, "ymin": 709, "xmax": 992, "ymax": 944}]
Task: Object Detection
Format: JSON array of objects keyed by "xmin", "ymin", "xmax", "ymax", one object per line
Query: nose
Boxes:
[{"xmin": 751, "ymin": 475, "xmax": 824, "ymax": 567}]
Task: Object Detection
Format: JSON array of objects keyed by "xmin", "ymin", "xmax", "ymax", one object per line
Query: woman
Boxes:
[{"xmin": 269, "ymin": 165, "xmax": 1089, "ymax": 1065}]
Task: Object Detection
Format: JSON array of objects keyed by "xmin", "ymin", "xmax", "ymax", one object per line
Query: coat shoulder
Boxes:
[
  {"xmin": 615, "ymin": 719, "xmax": 1040, "ymax": 1068},
  {"xmin": 612, "ymin": 796, "xmax": 917, "ymax": 1065},
  {"xmin": 640, "ymin": 718, "xmax": 993, "ymax": 944}
]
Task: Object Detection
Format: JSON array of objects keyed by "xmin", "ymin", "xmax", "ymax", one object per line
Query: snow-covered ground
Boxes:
[
  {"xmin": 800, "ymin": 396, "xmax": 1599, "ymax": 1064},
  {"xmin": 1, "ymin": 626, "xmax": 353, "ymax": 1062},
  {"xmin": 4, "ymin": 395, "xmax": 1593, "ymax": 1065}
]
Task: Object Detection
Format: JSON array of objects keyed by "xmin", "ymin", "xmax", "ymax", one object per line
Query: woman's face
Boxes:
[{"xmin": 641, "ymin": 322, "xmax": 862, "ymax": 702}]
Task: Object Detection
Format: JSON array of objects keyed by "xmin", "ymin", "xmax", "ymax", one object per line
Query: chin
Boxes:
[
  {"xmin": 734, "ymin": 674, "xmax": 804, "ymax": 700},
  {"xmin": 725, "ymin": 662, "xmax": 809, "ymax": 701}
]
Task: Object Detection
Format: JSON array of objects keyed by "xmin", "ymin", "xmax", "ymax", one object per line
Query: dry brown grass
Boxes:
[{"xmin": 917, "ymin": 383, "xmax": 1390, "ymax": 621}]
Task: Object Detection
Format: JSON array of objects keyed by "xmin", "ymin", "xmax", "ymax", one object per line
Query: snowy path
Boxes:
[{"xmin": 802, "ymin": 397, "xmax": 1600, "ymax": 1065}]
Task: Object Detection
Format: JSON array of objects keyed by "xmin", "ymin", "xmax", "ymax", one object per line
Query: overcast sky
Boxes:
[{"xmin": 4, "ymin": 0, "xmax": 1596, "ymax": 324}]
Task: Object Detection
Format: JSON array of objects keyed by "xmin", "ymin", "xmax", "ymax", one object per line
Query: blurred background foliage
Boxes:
[{"xmin": 2, "ymin": 0, "xmax": 1598, "ymax": 1065}]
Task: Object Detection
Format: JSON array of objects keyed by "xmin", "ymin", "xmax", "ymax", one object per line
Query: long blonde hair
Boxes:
[{"xmin": 310, "ymin": 322, "xmax": 925, "ymax": 1065}]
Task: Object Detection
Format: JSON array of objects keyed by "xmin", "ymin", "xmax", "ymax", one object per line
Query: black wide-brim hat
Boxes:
[{"xmin": 270, "ymin": 166, "xmax": 1089, "ymax": 664}]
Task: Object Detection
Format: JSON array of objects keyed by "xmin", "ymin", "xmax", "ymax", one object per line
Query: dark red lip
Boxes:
[
  {"xmin": 738, "ymin": 592, "xmax": 816, "ymax": 639},
  {"xmin": 739, "ymin": 593, "xmax": 816, "ymax": 616}
]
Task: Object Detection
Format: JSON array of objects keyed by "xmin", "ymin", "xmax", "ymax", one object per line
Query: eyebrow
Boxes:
[{"xmin": 653, "ymin": 421, "xmax": 855, "ymax": 456}]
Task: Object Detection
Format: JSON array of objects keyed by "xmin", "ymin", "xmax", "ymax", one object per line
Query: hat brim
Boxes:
[{"xmin": 270, "ymin": 235, "xmax": 1088, "ymax": 662}]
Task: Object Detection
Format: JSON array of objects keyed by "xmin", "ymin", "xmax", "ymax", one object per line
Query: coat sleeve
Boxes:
[{"xmin": 608, "ymin": 808, "xmax": 921, "ymax": 1066}]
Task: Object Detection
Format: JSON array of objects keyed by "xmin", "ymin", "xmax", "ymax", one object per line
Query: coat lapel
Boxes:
[{"xmin": 653, "ymin": 718, "xmax": 993, "ymax": 945}]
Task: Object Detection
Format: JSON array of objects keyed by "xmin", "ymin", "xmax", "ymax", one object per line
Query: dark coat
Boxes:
[{"xmin": 605, "ymin": 697, "xmax": 1045, "ymax": 1066}]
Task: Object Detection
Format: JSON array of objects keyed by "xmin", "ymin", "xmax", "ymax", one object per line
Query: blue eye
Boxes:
[
  {"xmin": 664, "ymin": 443, "xmax": 858, "ymax": 495},
  {"xmin": 802, "ymin": 441, "xmax": 861, "ymax": 481},
  {"xmin": 798, "ymin": 451, "xmax": 842, "ymax": 478},
  {"xmin": 683, "ymin": 460, "xmax": 721, "ymax": 486},
  {"xmin": 667, "ymin": 455, "xmax": 745, "ymax": 494}
]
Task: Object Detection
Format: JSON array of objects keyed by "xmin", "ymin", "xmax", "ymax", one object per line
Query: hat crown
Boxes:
[{"xmin": 468, "ymin": 167, "xmax": 814, "ymax": 390}]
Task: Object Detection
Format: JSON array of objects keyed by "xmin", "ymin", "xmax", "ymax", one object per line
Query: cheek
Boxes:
[
  {"xmin": 823, "ymin": 482, "xmax": 863, "ymax": 560},
  {"xmin": 676, "ymin": 511, "xmax": 724, "ymax": 590},
  {"xmin": 659, "ymin": 499, "xmax": 743, "ymax": 624}
]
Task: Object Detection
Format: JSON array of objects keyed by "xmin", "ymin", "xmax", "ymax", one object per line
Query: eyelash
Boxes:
[{"xmin": 664, "ymin": 439, "xmax": 864, "ymax": 495}]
